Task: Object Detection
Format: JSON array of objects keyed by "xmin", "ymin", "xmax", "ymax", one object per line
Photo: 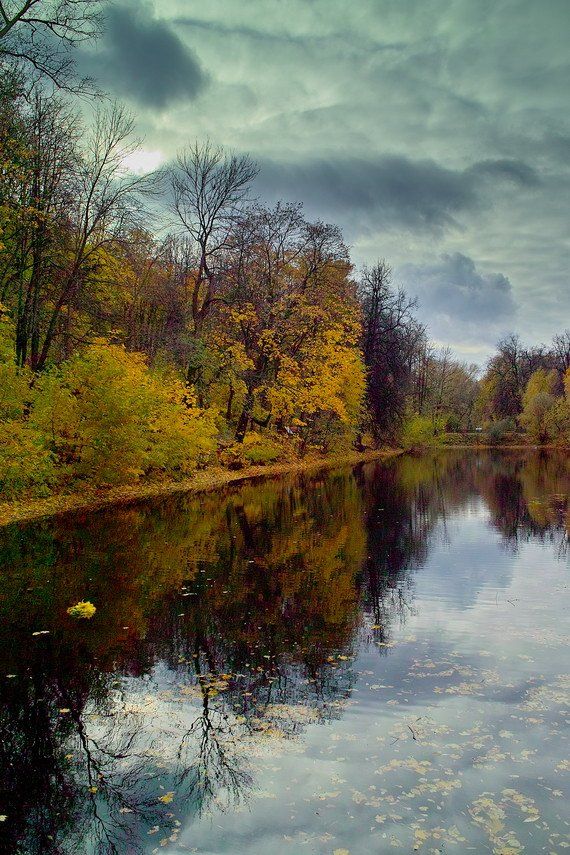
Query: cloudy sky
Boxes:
[{"xmin": 78, "ymin": 0, "xmax": 569, "ymax": 364}]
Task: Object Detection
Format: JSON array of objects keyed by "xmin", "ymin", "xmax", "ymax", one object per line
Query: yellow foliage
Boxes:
[
  {"xmin": 519, "ymin": 368, "xmax": 561, "ymax": 444},
  {"xmin": 31, "ymin": 342, "xmax": 217, "ymax": 485},
  {"xmin": 66, "ymin": 601, "xmax": 97, "ymax": 619},
  {"xmin": 0, "ymin": 421, "xmax": 55, "ymax": 496}
]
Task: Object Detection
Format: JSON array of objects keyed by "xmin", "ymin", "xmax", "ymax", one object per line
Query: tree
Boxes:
[
  {"xmin": 0, "ymin": 0, "xmax": 104, "ymax": 92},
  {"xmin": 519, "ymin": 368, "xmax": 558, "ymax": 444},
  {"xmin": 552, "ymin": 330, "xmax": 570, "ymax": 376},
  {"xmin": 170, "ymin": 142, "xmax": 258, "ymax": 337},
  {"xmin": 359, "ymin": 261, "xmax": 424, "ymax": 440},
  {"xmin": 3, "ymin": 92, "xmax": 80, "ymax": 368},
  {"xmin": 207, "ymin": 203, "xmax": 364, "ymax": 445},
  {"xmin": 2, "ymin": 99, "xmax": 157, "ymax": 370}
]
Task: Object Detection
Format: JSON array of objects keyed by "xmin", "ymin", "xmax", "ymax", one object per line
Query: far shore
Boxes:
[{"xmin": 0, "ymin": 448, "xmax": 403, "ymax": 529}]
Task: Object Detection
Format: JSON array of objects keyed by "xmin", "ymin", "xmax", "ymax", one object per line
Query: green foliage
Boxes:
[
  {"xmin": 485, "ymin": 418, "xmax": 517, "ymax": 445},
  {"xmin": 219, "ymin": 432, "xmax": 282, "ymax": 469},
  {"xmin": 0, "ymin": 306, "xmax": 55, "ymax": 495},
  {"xmin": 0, "ymin": 306, "xmax": 29, "ymax": 420},
  {"xmin": 400, "ymin": 414, "xmax": 444, "ymax": 449},
  {"xmin": 0, "ymin": 421, "xmax": 55, "ymax": 496},
  {"xmin": 241, "ymin": 432, "xmax": 282, "ymax": 464}
]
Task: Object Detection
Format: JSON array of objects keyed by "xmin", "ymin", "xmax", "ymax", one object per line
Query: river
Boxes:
[{"xmin": 0, "ymin": 450, "xmax": 568, "ymax": 854}]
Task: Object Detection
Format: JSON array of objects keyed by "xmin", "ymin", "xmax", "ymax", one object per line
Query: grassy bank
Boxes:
[{"xmin": 0, "ymin": 448, "xmax": 402, "ymax": 528}]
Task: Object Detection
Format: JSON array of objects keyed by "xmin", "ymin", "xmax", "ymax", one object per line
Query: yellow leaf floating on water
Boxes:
[
  {"xmin": 333, "ymin": 850, "xmax": 350, "ymax": 855},
  {"xmin": 158, "ymin": 791, "xmax": 175, "ymax": 804},
  {"xmin": 67, "ymin": 601, "xmax": 96, "ymax": 619},
  {"xmin": 88, "ymin": 786, "xmax": 98, "ymax": 794}
]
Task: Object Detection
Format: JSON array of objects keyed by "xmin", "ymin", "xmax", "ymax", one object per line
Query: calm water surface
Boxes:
[{"xmin": 0, "ymin": 451, "xmax": 568, "ymax": 854}]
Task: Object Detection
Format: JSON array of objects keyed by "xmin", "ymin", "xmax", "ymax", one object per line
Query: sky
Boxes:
[{"xmin": 78, "ymin": 0, "xmax": 570, "ymax": 365}]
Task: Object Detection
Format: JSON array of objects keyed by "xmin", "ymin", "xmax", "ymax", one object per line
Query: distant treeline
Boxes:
[{"xmin": 477, "ymin": 333, "xmax": 570, "ymax": 445}]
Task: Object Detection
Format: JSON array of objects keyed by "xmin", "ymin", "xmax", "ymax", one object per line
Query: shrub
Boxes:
[
  {"xmin": 241, "ymin": 432, "xmax": 281, "ymax": 464},
  {"xmin": 519, "ymin": 369, "xmax": 559, "ymax": 444},
  {"xmin": 144, "ymin": 373, "xmax": 218, "ymax": 474},
  {"xmin": 400, "ymin": 414, "xmax": 443, "ymax": 449},
  {"xmin": 486, "ymin": 418, "xmax": 517, "ymax": 445},
  {"xmin": 219, "ymin": 433, "xmax": 282, "ymax": 469},
  {"xmin": 0, "ymin": 421, "xmax": 56, "ymax": 496},
  {"xmin": 218, "ymin": 444, "xmax": 246, "ymax": 470},
  {"xmin": 439, "ymin": 431, "xmax": 467, "ymax": 445},
  {"xmin": 31, "ymin": 342, "xmax": 218, "ymax": 485}
]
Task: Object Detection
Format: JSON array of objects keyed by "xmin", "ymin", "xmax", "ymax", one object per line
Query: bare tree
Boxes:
[
  {"xmin": 170, "ymin": 141, "xmax": 258, "ymax": 334},
  {"xmin": 0, "ymin": 0, "xmax": 105, "ymax": 91},
  {"xmin": 33, "ymin": 105, "xmax": 156, "ymax": 371},
  {"xmin": 13, "ymin": 92, "xmax": 79, "ymax": 367},
  {"xmin": 552, "ymin": 330, "xmax": 570, "ymax": 374},
  {"xmin": 359, "ymin": 260, "xmax": 425, "ymax": 439}
]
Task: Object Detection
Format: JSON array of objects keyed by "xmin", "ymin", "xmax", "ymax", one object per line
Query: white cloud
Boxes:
[{"xmin": 121, "ymin": 149, "xmax": 164, "ymax": 175}]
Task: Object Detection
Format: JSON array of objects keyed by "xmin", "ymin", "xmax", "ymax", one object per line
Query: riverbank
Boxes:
[
  {"xmin": 424, "ymin": 443, "xmax": 570, "ymax": 450},
  {"xmin": 0, "ymin": 448, "xmax": 402, "ymax": 528}
]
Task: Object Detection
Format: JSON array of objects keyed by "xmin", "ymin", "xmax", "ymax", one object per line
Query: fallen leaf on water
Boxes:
[
  {"xmin": 67, "ymin": 601, "xmax": 96, "ymax": 619},
  {"xmin": 158, "ymin": 792, "xmax": 175, "ymax": 804}
]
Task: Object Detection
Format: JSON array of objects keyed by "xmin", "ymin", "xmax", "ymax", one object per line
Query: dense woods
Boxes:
[{"xmin": 0, "ymin": 54, "xmax": 569, "ymax": 499}]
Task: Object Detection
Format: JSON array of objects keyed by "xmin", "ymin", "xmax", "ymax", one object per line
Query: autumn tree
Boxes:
[
  {"xmin": 1, "ymin": 98, "xmax": 157, "ymax": 370},
  {"xmin": 206, "ymin": 203, "xmax": 365, "ymax": 446},
  {"xmin": 519, "ymin": 368, "xmax": 560, "ymax": 444}
]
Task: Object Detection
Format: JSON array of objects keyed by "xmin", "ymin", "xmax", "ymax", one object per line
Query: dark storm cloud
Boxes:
[
  {"xmin": 80, "ymin": 2, "xmax": 206, "ymax": 109},
  {"xmin": 398, "ymin": 252, "xmax": 517, "ymax": 345},
  {"xmin": 255, "ymin": 154, "xmax": 538, "ymax": 233},
  {"xmin": 541, "ymin": 133, "xmax": 570, "ymax": 165},
  {"xmin": 256, "ymin": 156, "xmax": 476, "ymax": 231},
  {"xmin": 468, "ymin": 159, "xmax": 540, "ymax": 186}
]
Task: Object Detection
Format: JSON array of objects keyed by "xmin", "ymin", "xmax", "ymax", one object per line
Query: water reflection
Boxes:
[{"xmin": 0, "ymin": 450, "xmax": 568, "ymax": 853}]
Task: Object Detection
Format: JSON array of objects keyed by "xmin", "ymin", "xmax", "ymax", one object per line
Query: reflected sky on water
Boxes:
[{"xmin": 0, "ymin": 450, "xmax": 568, "ymax": 854}]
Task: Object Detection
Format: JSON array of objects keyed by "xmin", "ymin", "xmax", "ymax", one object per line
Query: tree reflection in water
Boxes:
[{"xmin": 0, "ymin": 450, "xmax": 567, "ymax": 852}]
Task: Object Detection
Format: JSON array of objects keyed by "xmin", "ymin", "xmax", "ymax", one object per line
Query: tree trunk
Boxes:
[
  {"xmin": 226, "ymin": 383, "xmax": 234, "ymax": 421},
  {"xmin": 235, "ymin": 390, "xmax": 254, "ymax": 442}
]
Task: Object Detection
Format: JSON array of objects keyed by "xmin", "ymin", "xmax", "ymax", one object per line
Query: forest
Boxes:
[{"xmin": 0, "ymin": 5, "xmax": 569, "ymax": 500}]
